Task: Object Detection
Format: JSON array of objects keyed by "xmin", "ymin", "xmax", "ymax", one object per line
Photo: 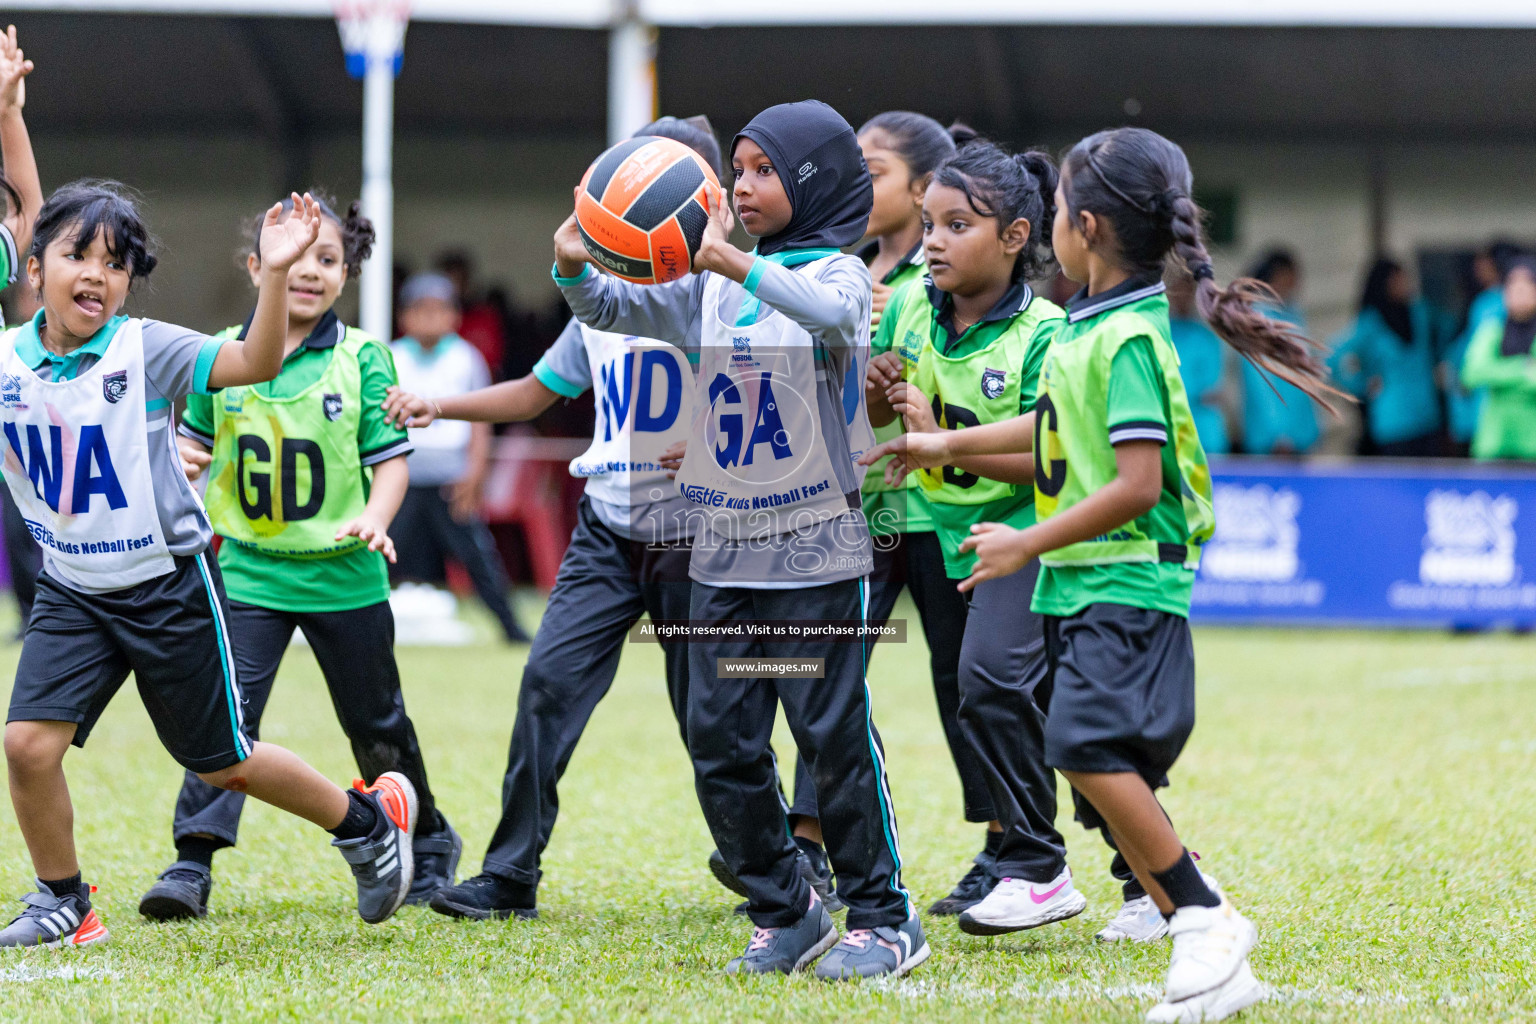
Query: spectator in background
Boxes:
[
  {"xmin": 1241, "ymin": 250, "xmax": 1319, "ymax": 455},
  {"xmin": 1461, "ymin": 258, "xmax": 1536, "ymax": 461},
  {"xmin": 390, "ymin": 273, "xmax": 531, "ymax": 643},
  {"xmin": 1167, "ymin": 270, "xmax": 1229, "ymax": 455},
  {"xmin": 1332, "ymin": 258, "xmax": 1442, "ymax": 456},
  {"xmin": 1444, "ymin": 241, "xmax": 1521, "ymax": 452},
  {"xmin": 436, "ymin": 250, "xmax": 507, "ymax": 379}
]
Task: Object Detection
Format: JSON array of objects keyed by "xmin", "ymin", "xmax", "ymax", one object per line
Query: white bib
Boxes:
[
  {"xmin": 0, "ymin": 319, "xmax": 175, "ymax": 589},
  {"xmin": 676, "ymin": 264, "xmax": 864, "ymax": 539},
  {"xmin": 569, "ymin": 325, "xmax": 693, "ymax": 510}
]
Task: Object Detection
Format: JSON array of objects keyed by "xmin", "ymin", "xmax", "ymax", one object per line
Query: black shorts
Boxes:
[
  {"xmin": 1038, "ymin": 602, "xmax": 1195, "ymax": 787},
  {"xmin": 7, "ymin": 552, "xmax": 253, "ymax": 773}
]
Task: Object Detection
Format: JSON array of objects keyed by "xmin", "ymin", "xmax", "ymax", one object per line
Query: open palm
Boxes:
[
  {"xmin": 259, "ymin": 192, "xmax": 322, "ymax": 272},
  {"xmin": 0, "ymin": 25, "xmax": 33, "ymax": 111}
]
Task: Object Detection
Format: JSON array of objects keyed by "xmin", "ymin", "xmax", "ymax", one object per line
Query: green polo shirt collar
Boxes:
[{"xmin": 15, "ymin": 309, "xmax": 130, "ymax": 381}]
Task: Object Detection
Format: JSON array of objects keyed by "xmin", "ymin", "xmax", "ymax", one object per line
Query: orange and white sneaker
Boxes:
[
  {"xmin": 332, "ymin": 772, "xmax": 418, "ymax": 924},
  {"xmin": 0, "ymin": 882, "xmax": 109, "ymax": 948}
]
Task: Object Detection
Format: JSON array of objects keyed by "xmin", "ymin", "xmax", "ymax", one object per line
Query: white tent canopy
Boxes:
[{"xmin": 9, "ymin": 0, "xmax": 1536, "ymax": 27}]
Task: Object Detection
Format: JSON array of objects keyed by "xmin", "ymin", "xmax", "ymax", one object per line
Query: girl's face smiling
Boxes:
[
  {"xmin": 731, "ymin": 137, "xmax": 793, "ymax": 238},
  {"xmin": 28, "ymin": 226, "xmax": 132, "ymax": 346},
  {"xmin": 249, "ymin": 213, "xmax": 347, "ymax": 326}
]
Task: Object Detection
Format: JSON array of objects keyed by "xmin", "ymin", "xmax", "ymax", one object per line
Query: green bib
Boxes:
[
  {"xmin": 204, "ymin": 328, "xmax": 373, "ymax": 558},
  {"xmin": 1033, "ymin": 306, "xmax": 1213, "ymax": 570},
  {"xmin": 901, "ymin": 291, "xmax": 1062, "ymax": 507},
  {"xmin": 862, "ymin": 264, "xmax": 935, "ymax": 534}
]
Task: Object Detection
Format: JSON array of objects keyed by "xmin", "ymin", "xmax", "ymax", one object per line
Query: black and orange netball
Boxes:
[{"xmin": 576, "ymin": 136, "xmax": 722, "ymax": 285}]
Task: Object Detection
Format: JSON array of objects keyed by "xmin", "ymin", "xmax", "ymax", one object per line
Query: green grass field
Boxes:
[{"xmin": 1, "ymin": 595, "xmax": 1533, "ymax": 1022}]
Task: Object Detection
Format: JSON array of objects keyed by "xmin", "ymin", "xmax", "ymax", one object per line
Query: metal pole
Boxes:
[
  {"xmin": 360, "ymin": 52, "xmax": 395, "ymax": 341},
  {"xmin": 607, "ymin": 12, "xmax": 656, "ymax": 146}
]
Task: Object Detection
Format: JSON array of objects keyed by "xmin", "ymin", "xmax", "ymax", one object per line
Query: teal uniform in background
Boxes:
[
  {"xmin": 1170, "ymin": 315, "xmax": 1229, "ymax": 455},
  {"xmin": 1241, "ymin": 304, "xmax": 1317, "ymax": 455},
  {"xmin": 1444, "ymin": 286, "xmax": 1504, "ymax": 445},
  {"xmin": 1331, "ymin": 301, "xmax": 1442, "ymax": 451}
]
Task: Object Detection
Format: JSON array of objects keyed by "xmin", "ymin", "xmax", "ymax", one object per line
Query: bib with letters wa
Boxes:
[{"xmin": 0, "ymin": 318, "xmax": 176, "ymax": 589}]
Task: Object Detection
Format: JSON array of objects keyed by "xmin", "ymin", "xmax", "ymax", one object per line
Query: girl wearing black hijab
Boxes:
[
  {"xmin": 553, "ymin": 100, "xmax": 925, "ymax": 980},
  {"xmin": 1330, "ymin": 258, "xmax": 1442, "ymax": 455}
]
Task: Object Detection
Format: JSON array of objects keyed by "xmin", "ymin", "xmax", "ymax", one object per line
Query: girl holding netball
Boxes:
[
  {"xmin": 868, "ymin": 126, "xmax": 1337, "ymax": 1021},
  {"xmin": 554, "ymin": 100, "xmax": 924, "ymax": 980}
]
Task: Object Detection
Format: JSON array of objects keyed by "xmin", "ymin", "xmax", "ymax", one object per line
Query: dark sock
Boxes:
[
  {"xmin": 41, "ymin": 873, "xmax": 86, "ymax": 901},
  {"xmin": 327, "ymin": 789, "xmax": 381, "ymax": 841},
  {"xmin": 983, "ymin": 829, "xmax": 1004, "ymax": 857},
  {"xmin": 1151, "ymin": 849, "xmax": 1219, "ymax": 910},
  {"xmin": 176, "ymin": 836, "xmax": 221, "ymax": 870}
]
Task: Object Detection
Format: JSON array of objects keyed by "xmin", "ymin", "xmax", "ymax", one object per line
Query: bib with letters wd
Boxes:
[
  {"xmin": 203, "ymin": 329, "xmax": 370, "ymax": 558},
  {"xmin": 569, "ymin": 324, "xmax": 693, "ymax": 510},
  {"xmin": 676, "ymin": 263, "xmax": 865, "ymax": 539},
  {"xmin": 0, "ymin": 318, "xmax": 176, "ymax": 589}
]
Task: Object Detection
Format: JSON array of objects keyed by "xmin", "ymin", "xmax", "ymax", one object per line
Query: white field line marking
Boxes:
[
  {"xmin": 1366, "ymin": 662, "xmax": 1536, "ymax": 689},
  {"xmin": 0, "ymin": 962, "xmax": 118, "ymax": 983}
]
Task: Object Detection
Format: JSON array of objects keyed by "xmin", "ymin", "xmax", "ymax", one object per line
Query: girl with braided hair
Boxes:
[{"xmin": 864, "ymin": 126, "xmax": 1339, "ymax": 1021}]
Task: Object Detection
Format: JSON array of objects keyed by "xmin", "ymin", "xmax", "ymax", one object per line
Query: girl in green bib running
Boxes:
[
  {"xmin": 140, "ymin": 193, "xmax": 459, "ymax": 921},
  {"xmin": 866, "ymin": 127, "xmax": 1337, "ymax": 1023},
  {"xmin": 867, "ymin": 138, "xmax": 1109, "ymax": 935}
]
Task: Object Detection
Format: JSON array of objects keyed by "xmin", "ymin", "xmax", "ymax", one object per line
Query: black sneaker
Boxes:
[
  {"xmin": 405, "ymin": 818, "xmax": 463, "ymax": 906},
  {"xmin": 139, "ymin": 862, "xmax": 213, "ymax": 921},
  {"xmin": 927, "ymin": 856, "xmax": 998, "ymax": 916},
  {"xmin": 709, "ymin": 844, "xmax": 844, "ymax": 913},
  {"xmin": 793, "ymin": 837, "xmax": 845, "ymax": 914},
  {"xmin": 428, "ymin": 873, "xmax": 537, "ymax": 921}
]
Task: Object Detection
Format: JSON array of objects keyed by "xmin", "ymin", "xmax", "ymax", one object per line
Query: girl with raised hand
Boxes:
[
  {"xmin": 865, "ymin": 126, "xmax": 1338, "ymax": 1022},
  {"xmin": 554, "ymin": 100, "xmax": 926, "ymax": 981},
  {"xmin": 0, "ymin": 183, "xmax": 419, "ymax": 948},
  {"xmin": 0, "ymin": 24, "xmax": 43, "ymax": 324},
  {"xmin": 141, "ymin": 191, "xmax": 458, "ymax": 920}
]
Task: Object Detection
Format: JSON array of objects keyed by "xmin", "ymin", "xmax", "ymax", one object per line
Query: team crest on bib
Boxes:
[
  {"xmin": 0, "ymin": 373, "xmax": 25, "ymax": 410},
  {"xmin": 322, "ymin": 392, "xmax": 344, "ymax": 421},
  {"xmin": 980, "ymin": 367, "xmax": 1007, "ymax": 400},
  {"xmin": 102, "ymin": 370, "xmax": 129, "ymax": 404}
]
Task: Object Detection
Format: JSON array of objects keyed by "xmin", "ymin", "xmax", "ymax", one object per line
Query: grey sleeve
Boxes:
[
  {"xmin": 140, "ymin": 319, "xmax": 226, "ymax": 401},
  {"xmin": 532, "ymin": 317, "xmax": 593, "ymax": 395},
  {"xmin": 558, "ymin": 267, "xmax": 705, "ymax": 353},
  {"xmin": 748, "ymin": 254, "xmax": 871, "ymax": 351}
]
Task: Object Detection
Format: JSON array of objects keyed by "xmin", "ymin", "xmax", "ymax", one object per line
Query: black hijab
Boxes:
[
  {"xmin": 1501, "ymin": 258, "xmax": 1536, "ymax": 358},
  {"xmin": 733, "ymin": 100, "xmax": 873, "ymax": 257},
  {"xmin": 1359, "ymin": 258, "xmax": 1414, "ymax": 345}
]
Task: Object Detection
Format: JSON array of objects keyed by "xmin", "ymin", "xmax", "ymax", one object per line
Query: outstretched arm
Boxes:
[{"xmin": 0, "ymin": 25, "xmax": 42, "ymax": 252}]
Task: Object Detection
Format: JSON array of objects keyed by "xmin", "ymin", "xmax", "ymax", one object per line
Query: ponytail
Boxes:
[
  {"xmin": 932, "ymin": 139, "xmax": 1058, "ymax": 283},
  {"xmin": 0, "ymin": 174, "xmax": 19, "ymax": 221},
  {"xmin": 1062, "ymin": 128, "xmax": 1343, "ymax": 407},
  {"xmin": 247, "ymin": 188, "xmax": 375, "ymax": 279}
]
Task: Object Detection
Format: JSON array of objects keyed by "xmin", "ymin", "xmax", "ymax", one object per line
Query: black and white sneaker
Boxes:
[
  {"xmin": 428, "ymin": 873, "xmax": 538, "ymax": 921},
  {"xmin": 927, "ymin": 855, "xmax": 997, "ymax": 916},
  {"xmin": 406, "ymin": 818, "xmax": 463, "ymax": 906},
  {"xmin": 139, "ymin": 862, "xmax": 213, "ymax": 921},
  {"xmin": 709, "ymin": 844, "xmax": 845, "ymax": 914},
  {"xmin": 332, "ymin": 772, "xmax": 417, "ymax": 924},
  {"xmin": 0, "ymin": 882, "xmax": 109, "ymax": 948}
]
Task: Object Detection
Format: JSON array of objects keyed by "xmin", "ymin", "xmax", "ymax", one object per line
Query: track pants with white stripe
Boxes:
[
  {"xmin": 170, "ymin": 599, "xmax": 442, "ymax": 847},
  {"xmin": 688, "ymin": 578, "xmax": 911, "ymax": 931}
]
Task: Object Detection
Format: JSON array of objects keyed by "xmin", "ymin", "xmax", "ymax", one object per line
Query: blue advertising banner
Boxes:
[{"xmin": 1193, "ymin": 459, "xmax": 1536, "ymax": 626}]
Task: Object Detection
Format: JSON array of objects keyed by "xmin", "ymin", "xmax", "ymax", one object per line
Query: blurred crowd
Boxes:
[{"xmin": 1154, "ymin": 241, "xmax": 1536, "ymax": 461}]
